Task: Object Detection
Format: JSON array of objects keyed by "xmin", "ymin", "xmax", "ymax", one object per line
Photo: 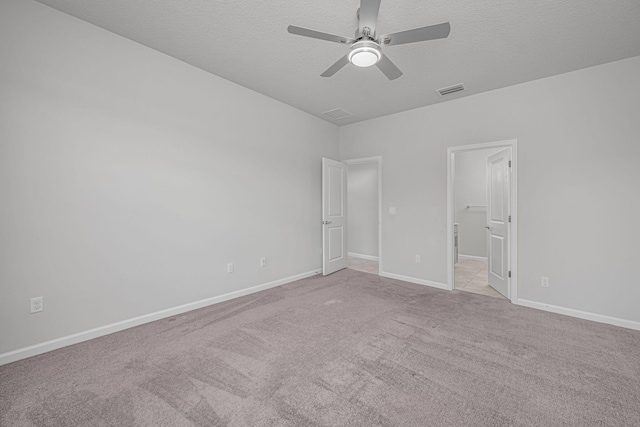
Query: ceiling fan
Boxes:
[{"xmin": 287, "ymin": 0, "xmax": 450, "ymax": 80}]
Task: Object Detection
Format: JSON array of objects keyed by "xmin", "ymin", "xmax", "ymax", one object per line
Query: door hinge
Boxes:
[
  {"xmin": 508, "ymin": 160, "xmax": 512, "ymax": 168},
  {"xmin": 508, "ymin": 271, "xmax": 511, "ymax": 278},
  {"xmin": 508, "ymin": 215, "xmax": 511, "ymax": 223}
]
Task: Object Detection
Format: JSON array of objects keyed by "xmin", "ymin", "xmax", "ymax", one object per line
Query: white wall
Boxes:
[
  {"xmin": 454, "ymin": 148, "xmax": 500, "ymax": 258},
  {"xmin": 0, "ymin": 0, "xmax": 339, "ymax": 356},
  {"xmin": 347, "ymin": 162, "xmax": 378, "ymax": 258},
  {"xmin": 340, "ymin": 55, "xmax": 640, "ymax": 325}
]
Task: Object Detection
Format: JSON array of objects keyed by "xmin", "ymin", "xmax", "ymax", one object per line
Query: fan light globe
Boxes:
[{"xmin": 348, "ymin": 41, "xmax": 381, "ymax": 67}]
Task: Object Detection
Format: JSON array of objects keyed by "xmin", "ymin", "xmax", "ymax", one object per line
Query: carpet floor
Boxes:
[{"xmin": 1, "ymin": 269, "xmax": 639, "ymax": 426}]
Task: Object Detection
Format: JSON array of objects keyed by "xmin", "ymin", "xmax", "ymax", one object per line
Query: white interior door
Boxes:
[
  {"xmin": 486, "ymin": 148, "xmax": 511, "ymax": 298},
  {"xmin": 322, "ymin": 158, "xmax": 348, "ymax": 275}
]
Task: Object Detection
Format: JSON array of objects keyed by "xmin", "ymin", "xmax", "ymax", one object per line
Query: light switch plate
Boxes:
[{"xmin": 388, "ymin": 207, "xmax": 396, "ymax": 215}]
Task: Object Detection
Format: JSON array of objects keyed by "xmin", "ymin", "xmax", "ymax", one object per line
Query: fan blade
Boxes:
[
  {"xmin": 321, "ymin": 55, "xmax": 350, "ymax": 77},
  {"xmin": 382, "ymin": 22, "xmax": 451, "ymax": 46},
  {"xmin": 376, "ymin": 54, "xmax": 403, "ymax": 80},
  {"xmin": 358, "ymin": 0, "xmax": 382, "ymax": 35},
  {"xmin": 288, "ymin": 25, "xmax": 354, "ymax": 44}
]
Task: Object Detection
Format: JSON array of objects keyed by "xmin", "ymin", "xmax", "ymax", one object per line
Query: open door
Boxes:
[
  {"xmin": 322, "ymin": 158, "xmax": 348, "ymax": 275},
  {"xmin": 486, "ymin": 148, "xmax": 511, "ymax": 298}
]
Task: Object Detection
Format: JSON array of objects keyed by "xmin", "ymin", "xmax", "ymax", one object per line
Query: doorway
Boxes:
[
  {"xmin": 345, "ymin": 157, "xmax": 382, "ymax": 275},
  {"xmin": 447, "ymin": 140, "xmax": 518, "ymax": 301}
]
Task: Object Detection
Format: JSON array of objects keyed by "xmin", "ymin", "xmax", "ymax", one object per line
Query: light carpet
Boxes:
[{"xmin": 1, "ymin": 269, "xmax": 639, "ymax": 426}]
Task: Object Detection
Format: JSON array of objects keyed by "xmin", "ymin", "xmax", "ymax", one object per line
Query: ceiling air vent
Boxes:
[
  {"xmin": 323, "ymin": 108, "xmax": 353, "ymax": 120},
  {"xmin": 436, "ymin": 83, "xmax": 465, "ymax": 97}
]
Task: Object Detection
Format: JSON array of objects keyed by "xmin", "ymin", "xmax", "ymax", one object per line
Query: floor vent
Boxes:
[
  {"xmin": 436, "ymin": 83, "xmax": 465, "ymax": 97},
  {"xmin": 323, "ymin": 108, "xmax": 353, "ymax": 120}
]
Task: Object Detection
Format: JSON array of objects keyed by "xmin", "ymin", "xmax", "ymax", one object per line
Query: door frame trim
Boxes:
[
  {"xmin": 446, "ymin": 140, "xmax": 518, "ymax": 301},
  {"xmin": 343, "ymin": 156, "xmax": 382, "ymax": 275}
]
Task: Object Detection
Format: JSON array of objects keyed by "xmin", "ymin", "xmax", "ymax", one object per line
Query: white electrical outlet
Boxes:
[
  {"xmin": 541, "ymin": 277, "xmax": 549, "ymax": 287},
  {"xmin": 388, "ymin": 207, "xmax": 397, "ymax": 215},
  {"xmin": 30, "ymin": 297, "xmax": 43, "ymax": 313},
  {"xmin": 260, "ymin": 258, "xmax": 266, "ymax": 267},
  {"xmin": 415, "ymin": 255, "xmax": 421, "ymax": 263},
  {"xmin": 227, "ymin": 263, "xmax": 234, "ymax": 273}
]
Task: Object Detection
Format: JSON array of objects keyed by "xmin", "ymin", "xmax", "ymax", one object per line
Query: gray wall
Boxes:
[
  {"xmin": 454, "ymin": 148, "xmax": 501, "ymax": 258},
  {"xmin": 340, "ymin": 55, "xmax": 640, "ymax": 324},
  {"xmin": 347, "ymin": 162, "xmax": 378, "ymax": 258},
  {"xmin": 0, "ymin": 0, "xmax": 339, "ymax": 355}
]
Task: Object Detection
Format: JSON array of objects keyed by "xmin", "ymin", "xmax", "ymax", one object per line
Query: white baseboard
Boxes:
[
  {"xmin": 0, "ymin": 269, "xmax": 321, "ymax": 367},
  {"xmin": 348, "ymin": 252, "xmax": 379, "ymax": 261},
  {"xmin": 515, "ymin": 298, "xmax": 640, "ymax": 332},
  {"xmin": 458, "ymin": 254, "xmax": 487, "ymax": 261},
  {"xmin": 380, "ymin": 271, "xmax": 450, "ymax": 291}
]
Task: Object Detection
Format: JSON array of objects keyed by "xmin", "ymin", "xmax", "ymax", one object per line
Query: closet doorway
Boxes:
[{"xmin": 447, "ymin": 140, "xmax": 518, "ymax": 301}]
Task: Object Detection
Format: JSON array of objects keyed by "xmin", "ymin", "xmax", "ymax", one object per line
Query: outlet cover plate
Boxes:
[{"xmin": 30, "ymin": 297, "xmax": 43, "ymax": 313}]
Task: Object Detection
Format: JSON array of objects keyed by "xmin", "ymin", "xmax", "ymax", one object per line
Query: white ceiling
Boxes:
[{"xmin": 35, "ymin": 0, "xmax": 640, "ymax": 125}]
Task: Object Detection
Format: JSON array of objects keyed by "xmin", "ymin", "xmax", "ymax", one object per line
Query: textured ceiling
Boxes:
[{"xmin": 34, "ymin": 0, "xmax": 640, "ymax": 125}]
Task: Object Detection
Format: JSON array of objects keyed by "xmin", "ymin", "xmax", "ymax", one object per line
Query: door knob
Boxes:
[
  {"xmin": 484, "ymin": 226, "xmax": 490, "ymax": 229},
  {"xmin": 323, "ymin": 220, "xmax": 332, "ymax": 225}
]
